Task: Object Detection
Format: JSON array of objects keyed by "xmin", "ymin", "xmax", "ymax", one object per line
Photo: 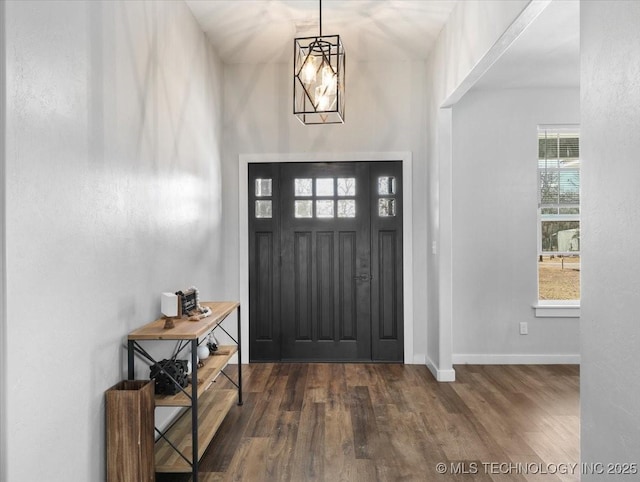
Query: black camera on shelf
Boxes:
[{"xmin": 150, "ymin": 359, "xmax": 188, "ymax": 395}]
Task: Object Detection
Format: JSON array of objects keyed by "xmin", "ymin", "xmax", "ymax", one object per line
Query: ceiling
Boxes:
[
  {"xmin": 185, "ymin": 0, "xmax": 579, "ymax": 89},
  {"xmin": 472, "ymin": 0, "xmax": 580, "ymax": 90},
  {"xmin": 184, "ymin": 0, "xmax": 459, "ymax": 63}
]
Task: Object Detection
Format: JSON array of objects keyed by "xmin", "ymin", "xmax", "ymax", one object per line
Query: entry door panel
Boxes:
[
  {"xmin": 370, "ymin": 162, "xmax": 404, "ymax": 361},
  {"xmin": 280, "ymin": 162, "xmax": 371, "ymax": 360},
  {"xmin": 248, "ymin": 163, "xmax": 281, "ymax": 361}
]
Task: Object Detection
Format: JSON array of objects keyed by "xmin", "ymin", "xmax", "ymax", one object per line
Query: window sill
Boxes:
[{"xmin": 533, "ymin": 303, "xmax": 580, "ymax": 318}]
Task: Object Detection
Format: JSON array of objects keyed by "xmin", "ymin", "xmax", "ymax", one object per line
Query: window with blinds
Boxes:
[{"xmin": 538, "ymin": 127, "xmax": 580, "ymax": 301}]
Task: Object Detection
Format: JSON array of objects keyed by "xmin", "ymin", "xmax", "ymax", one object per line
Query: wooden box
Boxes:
[{"xmin": 106, "ymin": 380, "xmax": 155, "ymax": 482}]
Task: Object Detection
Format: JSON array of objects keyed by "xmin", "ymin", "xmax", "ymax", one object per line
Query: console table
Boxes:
[{"xmin": 127, "ymin": 301, "xmax": 242, "ymax": 482}]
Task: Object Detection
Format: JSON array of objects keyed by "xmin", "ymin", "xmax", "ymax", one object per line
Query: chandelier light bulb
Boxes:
[
  {"xmin": 300, "ymin": 55, "xmax": 319, "ymax": 85},
  {"xmin": 315, "ymin": 85, "xmax": 336, "ymax": 111},
  {"xmin": 315, "ymin": 85, "xmax": 331, "ymax": 111},
  {"xmin": 321, "ymin": 64, "xmax": 337, "ymax": 95}
]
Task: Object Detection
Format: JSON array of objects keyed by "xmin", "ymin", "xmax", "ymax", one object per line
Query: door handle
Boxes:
[{"xmin": 353, "ymin": 274, "xmax": 372, "ymax": 281}]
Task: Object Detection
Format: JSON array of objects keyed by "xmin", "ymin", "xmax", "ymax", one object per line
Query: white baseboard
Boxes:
[
  {"xmin": 452, "ymin": 354, "xmax": 580, "ymax": 365},
  {"xmin": 426, "ymin": 357, "xmax": 456, "ymax": 382}
]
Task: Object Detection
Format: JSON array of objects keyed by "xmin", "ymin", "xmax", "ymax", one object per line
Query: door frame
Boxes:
[{"xmin": 239, "ymin": 151, "xmax": 414, "ymax": 364}]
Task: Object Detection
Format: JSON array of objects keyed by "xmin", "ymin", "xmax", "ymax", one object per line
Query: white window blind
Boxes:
[{"xmin": 538, "ymin": 128, "xmax": 580, "ymax": 254}]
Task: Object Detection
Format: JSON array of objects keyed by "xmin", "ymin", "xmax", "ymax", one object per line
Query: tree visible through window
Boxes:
[{"xmin": 538, "ymin": 127, "xmax": 580, "ymax": 301}]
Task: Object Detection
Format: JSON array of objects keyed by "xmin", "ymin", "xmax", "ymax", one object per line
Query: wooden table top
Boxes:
[{"xmin": 128, "ymin": 301, "xmax": 240, "ymax": 340}]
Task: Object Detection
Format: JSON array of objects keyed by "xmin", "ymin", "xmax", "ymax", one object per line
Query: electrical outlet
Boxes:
[{"xmin": 519, "ymin": 322, "xmax": 528, "ymax": 335}]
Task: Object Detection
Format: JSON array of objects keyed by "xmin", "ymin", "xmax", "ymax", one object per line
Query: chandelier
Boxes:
[{"xmin": 293, "ymin": 0, "xmax": 345, "ymax": 125}]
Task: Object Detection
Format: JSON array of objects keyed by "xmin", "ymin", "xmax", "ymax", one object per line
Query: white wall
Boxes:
[
  {"xmin": 424, "ymin": 0, "xmax": 530, "ymax": 379},
  {"xmin": 451, "ymin": 87, "xmax": 580, "ymax": 363},
  {"xmin": 581, "ymin": 0, "xmax": 640, "ymax": 472},
  {"xmin": 222, "ymin": 59, "xmax": 429, "ymax": 362},
  {"xmin": 4, "ymin": 1, "xmax": 224, "ymax": 480},
  {"xmin": 0, "ymin": 1, "xmax": 6, "ymax": 478}
]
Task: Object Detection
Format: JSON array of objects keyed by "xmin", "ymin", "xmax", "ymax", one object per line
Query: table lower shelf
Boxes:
[
  {"xmin": 155, "ymin": 388, "xmax": 236, "ymax": 473},
  {"xmin": 154, "ymin": 345, "xmax": 237, "ymax": 407}
]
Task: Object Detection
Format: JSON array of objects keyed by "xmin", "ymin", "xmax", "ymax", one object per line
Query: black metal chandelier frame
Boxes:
[{"xmin": 293, "ymin": 0, "xmax": 345, "ymax": 125}]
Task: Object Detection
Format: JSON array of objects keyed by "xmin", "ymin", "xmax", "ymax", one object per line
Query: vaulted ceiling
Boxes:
[
  {"xmin": 185, "ymin": 0, "xmax": 580, "ymax": 89},
  {"xmin": 184, "ymin": 0, "xmax": 459, "ymax": 63}
]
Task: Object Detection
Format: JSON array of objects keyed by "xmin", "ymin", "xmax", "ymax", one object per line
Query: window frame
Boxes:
[{"xmin": 535, "ymin": 125, "xmax": 581, "ymax": 317}]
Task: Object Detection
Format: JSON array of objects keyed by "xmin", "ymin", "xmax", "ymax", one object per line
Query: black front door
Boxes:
[{"xmin": 249, "ymin": 161, "xmax": 403, "ymax": 361}]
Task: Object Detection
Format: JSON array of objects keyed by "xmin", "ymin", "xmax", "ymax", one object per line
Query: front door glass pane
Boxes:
[
  {"xmin": 295, "ymin": 178, "xmax": 313, "ymax": 197},
  {"xmin": 294, "ymin": 200, "xmax": 313, "ymax": 218},
  {"xmin": 378, "ymin": 198, "xmax": 396, "ymax": 217},
  {"xmin": 255, "ymin": 178, "xmax": 272, "ymax": 197},
  {"xmin": 255, "ymin": 200, "xmax": 272, "ymax": 218},
  {"xmin": 316, "ymin": 178, "xmax": 334, "ymax": 196},
  {"xmin": 337, "ymin": 199, "xmax": 356, "ymax": 218},
  {"xmin": 378, "ymin": 176, "xmax": 396, "ymax": 195},
  {"xmin": 337, "ymin": 178, "xmax": 356, "ymax": 196},
  {"xmin": 316, "ymin": 200, "xmax": 335, "ymax": 218}
]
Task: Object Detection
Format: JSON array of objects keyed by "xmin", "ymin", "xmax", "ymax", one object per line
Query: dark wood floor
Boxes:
[{"xmin": 158, "ymin": 363, "xmax": 579, "ymax": 482}]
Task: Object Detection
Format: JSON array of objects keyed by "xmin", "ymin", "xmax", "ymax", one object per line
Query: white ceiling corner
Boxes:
[{"xmin": 472, "ymin": 0, "xmax": 580, "ymax": 91}]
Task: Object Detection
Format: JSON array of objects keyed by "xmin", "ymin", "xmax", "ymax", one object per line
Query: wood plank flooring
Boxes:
[{"xmin": 157, "ymin": 363, "xmax": 579, "ymax": 482}]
